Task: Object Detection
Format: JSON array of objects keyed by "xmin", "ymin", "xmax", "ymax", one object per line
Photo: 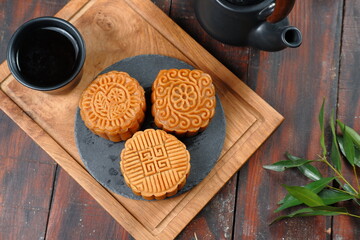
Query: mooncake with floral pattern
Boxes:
[
  {"xmin": 151, "ymin": 69, "xmax": 216, "ymax": 137},
  {"xmin": 79, "ymin": 71, "xmax": 146, "ymax": 142}
]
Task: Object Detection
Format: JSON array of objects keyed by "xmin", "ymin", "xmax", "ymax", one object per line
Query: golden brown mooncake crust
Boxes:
[
  {"xmin": 120, "ymin": 129, "xmax": 190, "ymax": 200},
  {"xmin": 79, "ymin": 71, "xmax": 146, "ymax": 142},
  {"xmin": 151, "ymin": 69, "xmax": 216, "ymax": 137}
]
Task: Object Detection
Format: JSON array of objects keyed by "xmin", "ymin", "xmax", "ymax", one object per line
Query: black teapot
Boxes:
[{"xmin": 194, "ymin": 0, "xmax": 302, "ymax": 51}]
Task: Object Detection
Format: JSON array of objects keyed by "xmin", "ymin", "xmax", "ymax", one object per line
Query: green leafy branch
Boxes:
[{"xmin": 263, "ymin": 100, "xmax": 360, "ymax": 224}]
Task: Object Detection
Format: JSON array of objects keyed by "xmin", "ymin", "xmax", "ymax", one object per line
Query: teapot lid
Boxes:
[{"xmin": 226, "ymin": 0, "xmax": 265, "ymax": 5}]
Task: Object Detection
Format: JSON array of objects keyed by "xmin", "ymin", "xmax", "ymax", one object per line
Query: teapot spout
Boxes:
[{"xmin": 249, "ymin": 21, "xmax": 302, "ymax": 52}]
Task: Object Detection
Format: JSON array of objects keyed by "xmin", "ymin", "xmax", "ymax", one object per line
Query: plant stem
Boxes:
[
  {"xmin": 343, "ymin": 212, "xmax": 360, "ymax": 219},
  {"xmin": 353, "ymin": 165, "xmax": 360, "ymax": 193},
  {"xmin": 321, "ymin": 157, "xmax": 359, "ymax": 194},
  {"xmin": 326, "ymin": 185, "xmax": 359, "ymax": 197}
]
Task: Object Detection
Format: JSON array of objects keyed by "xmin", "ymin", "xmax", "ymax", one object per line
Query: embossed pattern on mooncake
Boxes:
[
  {"xmin": 79, "ymin": 71, "xmax": 146, "ymax": 142},
  {"xmin": 120, "ymin": 129, "xmax": 190, "ymax": 200},
  {"xmin": 151, "ymin": 69, "xmax": 216, "ymax": 136}
]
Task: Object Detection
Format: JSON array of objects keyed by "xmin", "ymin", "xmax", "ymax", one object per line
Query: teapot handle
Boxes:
[{"xmin": 267, "ymin": 0, "xmax": 296, "ymax": 23}]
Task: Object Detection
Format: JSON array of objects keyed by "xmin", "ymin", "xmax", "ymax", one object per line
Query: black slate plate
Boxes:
[{"xmin": 74, "ymin": 54, "xmax": 226, "ymax": 200}]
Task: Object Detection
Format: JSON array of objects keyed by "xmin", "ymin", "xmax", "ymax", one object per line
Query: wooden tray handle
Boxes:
[{"xmin": 267, "ymin": 0, "xmax": 296, "ymax": 23}]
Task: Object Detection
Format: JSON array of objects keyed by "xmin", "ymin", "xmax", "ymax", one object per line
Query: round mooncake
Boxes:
[
  {"xmin": 120, "ymin": 129, "xmax": 190, "ymax": 200},
  {"xmin": 79, "ymin": 71, "xmax": 146, "ymax": 142},
  {"xmin": 151, "ymin": 69, "xmax": 216, "ymax": 137}
]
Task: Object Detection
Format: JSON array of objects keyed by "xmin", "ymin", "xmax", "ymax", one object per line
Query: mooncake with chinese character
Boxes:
[
  {"xmin": 120, "ymin": 129, "xmax": 190, "ymax": 200},
  {"xmin": 151, "ymin": 69, "xmax": 216, "ymax": 137},
  {"xmin": 79, "ymin": 71, "xmax": 146, "ymax": 142}
]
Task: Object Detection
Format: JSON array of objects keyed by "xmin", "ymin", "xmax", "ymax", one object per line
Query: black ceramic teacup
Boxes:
[{"xmin": 7, "ymin": 17, "xmax": 86, "ymax": 93}]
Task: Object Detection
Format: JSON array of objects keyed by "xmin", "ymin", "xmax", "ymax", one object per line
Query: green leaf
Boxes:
[
  {"xmin": 338, "ymin": 136, "xmax": 345, "ymax": 154},
  {"xmin": 334, "ymin": 178, "xmax": 359, "ymax": 200},
  {"xmin": 330, "ymin": 111, "xmax": 342, "ymax": 171},
  {"xmin": 310, "ymin": 206, "xmax": 348, "ymax": 213},
  {"xmin": 298, "ymin": 164, "xmax": 323, "ymax": 181},
  {"xmin": 318, "ymin": 189, "xmax": 354, "ymax": 205},
  {"xmin": 337, "ymin": 120, "xmax": 360, "ymax": 148},
  {"xmin": 271, "ymin": 206, "xmax": 347, "ymax": 225},
  {"xmin": 286, "ymin": 153, "xmax": 322, "ymax": 181},
  {"xmin": 275, "ymin": 197, "xmax": 301, "ymax": 212},
  {"xmin": 331, "ymin": 142, "xmax": 342, "ymax": 170},
  {"xmin": 271, "ymin": 208, "xmax": 314, "ymax": 224},
  {"xmin": 278, "ymin": 194, "xmax": 290, "ymax": 205},
  {"xmin": 284, "ymin": 185, "xmax": 326, "ymax": 207},
  {"xmin": 356, "ymin": 149, "xmax": 360, "ymax": 167},
  {"xmin": 338, "ymin": 137, "xmax": 360, "ymax": 167},
  {"xmin": 263, "ymin": 159, "xmax": 313, "ymax": 172},
  {"xmin": 319, "ymin": 100, "xmax": 327, "ymax": 156},
  {"xmin": 343, "ymin": 183, "xmax": 358, "ymax": 195},
  {"xmin": 343, "ymin": 126, "xmax": 355, "ymax": 166},
  {"xmin": 276, "ymin": 177, "xmax": 334, "ymax": 212}
]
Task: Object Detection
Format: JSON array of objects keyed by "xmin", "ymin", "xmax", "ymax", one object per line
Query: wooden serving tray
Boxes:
[{"xmin": 0, "ymin": 0, "xmax": 283, "ymax": 239}]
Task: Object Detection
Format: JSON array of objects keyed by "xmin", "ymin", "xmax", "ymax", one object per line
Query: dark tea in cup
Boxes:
[{"xmin": 7, "ymin": 17, "xmax": 86, "ymax": 93}]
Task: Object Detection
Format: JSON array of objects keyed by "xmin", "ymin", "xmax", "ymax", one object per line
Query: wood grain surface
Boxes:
[
  {"xmin": 333, "ymin": 0, "xmax": 360, "ymax": 239},
  {"xmin": 0, "ymin": 0, "xmax": 359, "ymax": 240},
  {"xmin": 234, "ymin": 0, "xmax": 342, "ymax": 239}
]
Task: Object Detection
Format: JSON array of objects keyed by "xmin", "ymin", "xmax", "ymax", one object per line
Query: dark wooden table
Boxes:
[{"xmin": 1, "ymin": 0, "xmax": 359, "ymax": 239}]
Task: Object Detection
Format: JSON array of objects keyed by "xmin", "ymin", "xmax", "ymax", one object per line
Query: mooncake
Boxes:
[
  {"xmin": 151, "ymin": 69, "xmax": 216, "ymax": 137},
  {"xmin": 79, "ymin": 71, "xmax": 146, "ymax": 142},
  {"xmin": 120, "ymin": 129, "xmax": 190, "ymax": 200}
]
